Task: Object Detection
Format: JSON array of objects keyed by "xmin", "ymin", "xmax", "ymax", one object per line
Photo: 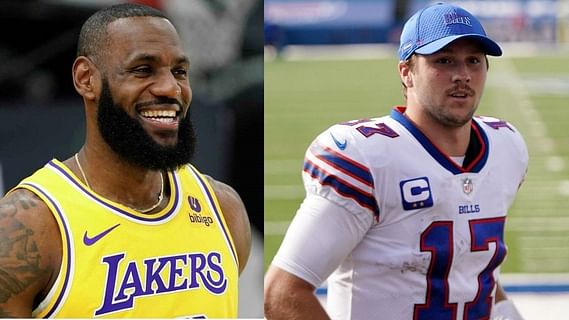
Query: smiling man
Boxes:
[
  {"xmin": 0, "ymin": 3, "xmax": 250, "ymax": 318},
  {"xmin": 265, "ymin": 3, "xmax": 526, "ymax": 320}
]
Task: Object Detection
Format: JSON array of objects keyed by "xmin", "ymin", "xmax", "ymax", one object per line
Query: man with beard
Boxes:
[
  {"xmin": 0, "ymin": 3, "xmax": 250, "ymax": 318},
  {"xmin": 265, "ymin": 3, "xmax": 526, "ymax": 320}
]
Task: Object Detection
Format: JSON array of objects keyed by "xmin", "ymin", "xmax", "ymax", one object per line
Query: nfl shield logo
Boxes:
[{"xmin": 463, "ymin": 178, "xmax": 473, "ymax": 194}]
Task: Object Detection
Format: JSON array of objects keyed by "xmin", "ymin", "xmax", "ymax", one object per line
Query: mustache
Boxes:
[
  {"xmin": 446, "ymin": 85, "xmax": 475, "ymax": 96},
  {"xmin": 135, "ymin": 98, "xmax": 183, "ymax": 109}
]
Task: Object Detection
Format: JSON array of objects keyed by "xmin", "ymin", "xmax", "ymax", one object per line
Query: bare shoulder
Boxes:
[
  {"xmin": 0, "ymin": 189, "xmax": 62, "ymax": 316},
  {"xmin": 203, "ymin": 175, "xmax": 251, "ymax": 274}
]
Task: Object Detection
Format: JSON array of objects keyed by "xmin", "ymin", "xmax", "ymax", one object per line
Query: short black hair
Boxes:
[{"xmin": 77, "ymin": 3, "xmax": 169, "ymax": 59}]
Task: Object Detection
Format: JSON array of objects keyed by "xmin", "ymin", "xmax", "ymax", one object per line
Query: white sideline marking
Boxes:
[{"xmin": 512, "ymin": 293, "xmax": 569, "ymax": 320}]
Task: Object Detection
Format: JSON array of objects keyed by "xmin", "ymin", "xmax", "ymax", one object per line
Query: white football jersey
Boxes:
[{"xmin": 302, "ymin": 107, "xmax": 528, "ymax": 320}]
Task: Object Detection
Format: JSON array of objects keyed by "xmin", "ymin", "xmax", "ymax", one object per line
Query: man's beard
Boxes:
[{"xmin": 97, "ymin": 79, "xmax": 196, "ymax": 171}]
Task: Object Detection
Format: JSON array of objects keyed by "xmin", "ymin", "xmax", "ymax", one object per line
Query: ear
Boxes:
[
  {"xmin": 398, "ymin": 60, "xmax": 414, "ymax": 88},
  {"xmin": 72, "ymin": 56, "xmax": 99, "ymax": 101}
]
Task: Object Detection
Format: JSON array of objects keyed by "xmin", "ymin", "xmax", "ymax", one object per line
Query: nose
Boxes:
[
  {"xmin": 452, "ymin": 62, "xmax": 471, "ymax": 84},
  {"xmin": 150, "ymin": 70, "xmax": 181, "ymax": 98}
]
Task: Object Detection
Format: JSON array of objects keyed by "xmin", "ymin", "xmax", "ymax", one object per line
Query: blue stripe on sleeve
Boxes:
[
  {"xmin": 315, "ymin": 147, "xmax": 374, "ymax": 188},
  {"xmin": 304, "ymin": 160, "xmax": 379, "ymax": 217}
]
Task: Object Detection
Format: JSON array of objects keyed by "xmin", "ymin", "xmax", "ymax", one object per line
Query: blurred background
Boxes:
[
  {"xmin": 265, "ymin": 0, "xmax": 567, "ymax": 50},
  {"xmin": 0, "ymin": 0, "xmax": 263, "ymax": 318},
  {"xmin": 265, "ymin": 0, "xmax": 569, "ymax": 319}
]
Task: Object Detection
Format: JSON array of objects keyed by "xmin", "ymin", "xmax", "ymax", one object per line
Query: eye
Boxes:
[
  {"xmin": 173, "ymin": 67, "xmax": 188, "ymax": 79},
  {"xmin": 436, "ymin": 57, "xmax": 452, "ymax": 64},
  {"xmin": 132, "ymin": 65, "xmax": 153, "ymax": 75},
  {"xmin": 469, "ymin": 57, "xmax": 481, "ymax": 64}
]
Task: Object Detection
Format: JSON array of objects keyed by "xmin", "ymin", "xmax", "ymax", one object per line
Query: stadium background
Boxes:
[
  {"xmin": 0, "ymin": 0, "xmax": 263, "ymax": 318},
  {"xmin": 265, "ymin": 0, "xmax": 569, "ymax": 318}
]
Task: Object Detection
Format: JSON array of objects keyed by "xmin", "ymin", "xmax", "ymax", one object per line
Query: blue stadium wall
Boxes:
[{"xmin": 264, "ymin": 0, "xmax": 559, "ymax": 47}]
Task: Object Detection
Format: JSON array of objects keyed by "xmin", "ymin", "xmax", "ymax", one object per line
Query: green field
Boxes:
[{"xmin": 265, "ymin": 51, "xmax": 569, "ymax": 274}]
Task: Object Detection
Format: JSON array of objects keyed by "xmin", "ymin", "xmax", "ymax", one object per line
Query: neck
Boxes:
[{"xmin": 72, "ymin": 146, "xmax": 167, "ymax": 213}]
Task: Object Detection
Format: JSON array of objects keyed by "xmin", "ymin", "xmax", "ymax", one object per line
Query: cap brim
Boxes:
[{"xmin": 414, "ymin": 34, "xmax": 502, "ymax": 56}]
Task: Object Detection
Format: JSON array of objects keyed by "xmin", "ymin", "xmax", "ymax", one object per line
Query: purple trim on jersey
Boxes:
[
  {"xmin": 304, "ymin": 159, "xmax": 380, "ymax": 216},
  {"xmin": 187, "ymin": 165, "xmax": 239, "ymax": 267},
  {"xmin": 390, "ymin": 108, "xmax": 489, "ymax": 174},
  {"xmin": 47, "ymin": 161, "xmax": 179, "ymax": 222},
  {"xmin": 313, "ymin": 146, "xmax": 374, "ymax": 188},
  {"xmin": 481, "ymin": 118, "xmax": 514, "ymax": 132},
  {"xmin": 21, "ymin": 183, "xmax": 72, "ymax": 318}
]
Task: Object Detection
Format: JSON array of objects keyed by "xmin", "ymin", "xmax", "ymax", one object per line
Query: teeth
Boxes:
[
  {"xmin": 154, "ymin": 117, "xmax": 174, "ymax": 123},
  {"xmin": 140, "ymin": 110, "xmax": 176, "ymax": 118}
]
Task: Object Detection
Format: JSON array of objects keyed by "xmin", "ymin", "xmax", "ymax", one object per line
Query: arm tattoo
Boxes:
[{"xmin": 0, "ymin": 191, "xmax": 46, "ymax": 303}]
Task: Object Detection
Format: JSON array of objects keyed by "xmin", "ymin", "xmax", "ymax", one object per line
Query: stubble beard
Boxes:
[{"xmin": 425, "ymin": 102, "xmax": 477, "ymax": 128}]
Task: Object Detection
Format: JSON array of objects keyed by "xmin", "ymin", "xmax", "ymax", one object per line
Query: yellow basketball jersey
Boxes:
[{"xmin": 12, "ymin": 159, "xmax": 239, "ymax": 318}]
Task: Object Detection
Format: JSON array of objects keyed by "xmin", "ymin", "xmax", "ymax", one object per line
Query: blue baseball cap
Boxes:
[{"xmin": 398, "ymin": 2, "xmax": 502, "ymax": 61}]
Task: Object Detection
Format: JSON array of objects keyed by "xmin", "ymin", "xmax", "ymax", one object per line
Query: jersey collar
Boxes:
[
  {"xmin": 390, "ymin": 107, "xmax": 489, "ymax": 174},
  {"xmin": 48, "ymin": 159, "xmax": 180, "ymax": 223}
]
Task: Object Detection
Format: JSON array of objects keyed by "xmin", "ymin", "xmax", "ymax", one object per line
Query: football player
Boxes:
[{"xmin": 265, "ymin": 3, "xmax": 526, "ymax": 320}]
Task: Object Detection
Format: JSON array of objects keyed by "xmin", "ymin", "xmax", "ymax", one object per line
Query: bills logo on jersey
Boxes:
[{"xmin": 399, "ymin": 177, "xmax": 433, "ymax": 210}]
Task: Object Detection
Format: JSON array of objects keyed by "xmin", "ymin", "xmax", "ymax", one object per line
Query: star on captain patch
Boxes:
[{"xmin": 462, "ymin": 178, "xmax": 473, "ymax": 195}]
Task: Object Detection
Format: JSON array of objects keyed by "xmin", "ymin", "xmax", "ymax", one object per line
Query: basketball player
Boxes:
[
  {"xmin": 0, "ymin": 3, "xmax": 251, "ymax": 318},
  {"xmin": 265, "ymin": 3, "xmax": 525, "ymax": 320}
]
